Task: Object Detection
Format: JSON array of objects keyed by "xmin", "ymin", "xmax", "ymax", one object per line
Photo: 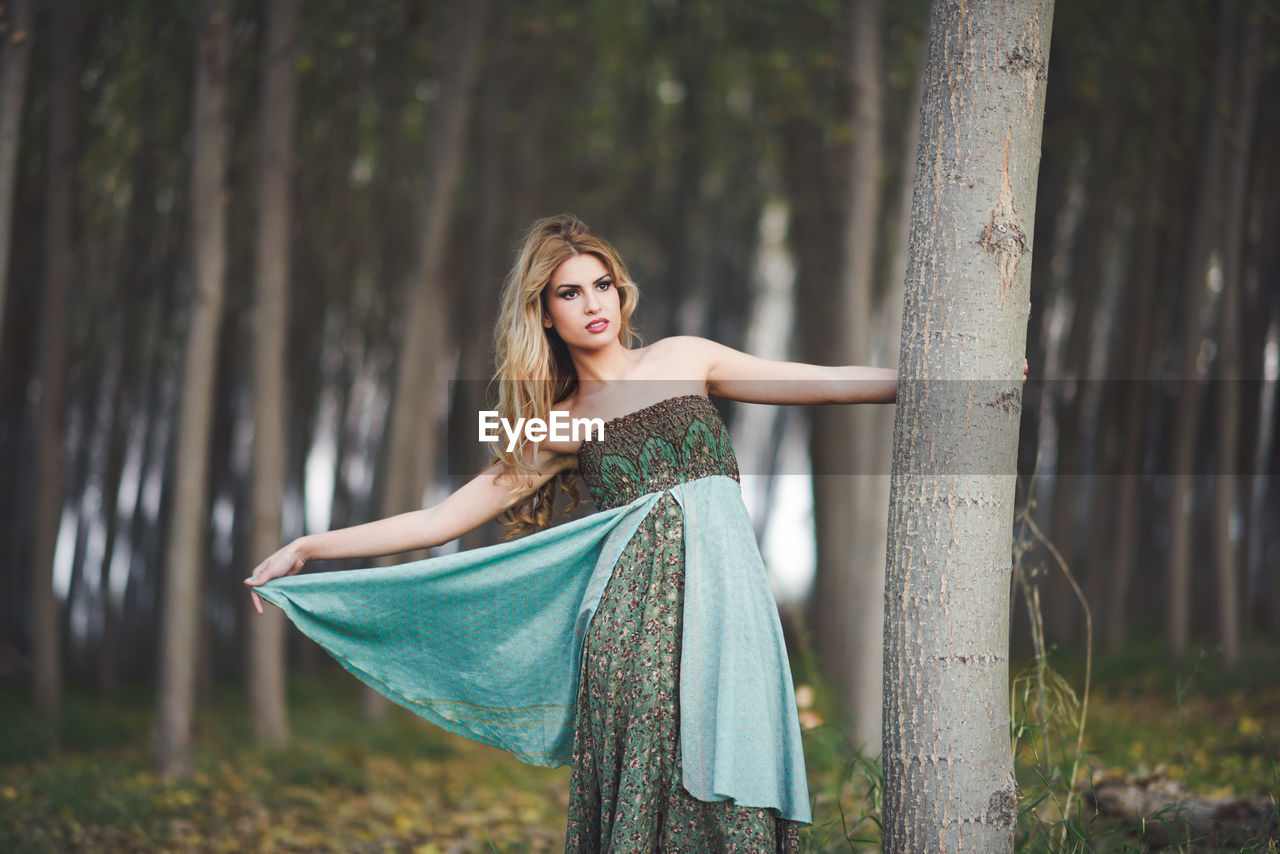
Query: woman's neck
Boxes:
[{"xmin": 569, "ymin": 342, "xmax": 636, "ymax": 383}]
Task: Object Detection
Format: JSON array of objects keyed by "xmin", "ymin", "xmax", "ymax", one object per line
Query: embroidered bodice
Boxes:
[{"xmin": 576, "ymin": 394, "xmax": 740, "ymax": 510}]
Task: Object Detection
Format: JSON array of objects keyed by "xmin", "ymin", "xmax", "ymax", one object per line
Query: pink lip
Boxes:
[{"xmin": 586, "ymin": 319, "xmax": 609, "ymax": 333}]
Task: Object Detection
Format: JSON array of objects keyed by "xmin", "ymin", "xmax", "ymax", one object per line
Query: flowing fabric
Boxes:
[{"xmin": 256, "ymin": 474, "xmax": 811, "ymax": 825}]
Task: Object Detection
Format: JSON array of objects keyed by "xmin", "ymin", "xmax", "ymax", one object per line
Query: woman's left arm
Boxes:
[
  {"xmin": 675, "ymin": 336, "xmax": 1028, "ymax": 406},
  {"xmin": 671, "ymin": 336, "xmax": 898, "ymax": 405}
]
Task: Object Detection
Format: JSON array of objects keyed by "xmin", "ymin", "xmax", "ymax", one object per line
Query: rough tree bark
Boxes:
[
  {"xmin": 247, "ymin": 0, "xmax": 299, "ymax": 744},
  {"xmin": 0, "ymin": 0, "xmax": 37, "ymax": 348},
  {"xmin": 32, "ymin": 0, "xmax": 80, "ymax": 717},
  {"xmin": 882, "ymin": 1, "xmax": 1054, "ymax": 851},
  {"xmin": 365, "ymin": 0, "xmax": 486, "ymax": 720},
  {"xmin": 155, "ymin": 0, "xmax": 231, "ymax": 776}
]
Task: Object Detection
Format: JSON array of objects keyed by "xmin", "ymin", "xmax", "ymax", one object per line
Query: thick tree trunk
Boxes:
[
  {"xmin": 882, "ymin": 1, "xmax": 1053, "ymax": 850},
  {"xmin": 32, "ymin": 0, "xmax": 80, "ymax": 717},
  {"xmin": 246, "ymin": 0, "xmax": 299, "ymax": 744},
  {"xmin": 366, "ymin": 0, "xmax": 486, "ymax": 720},
  {"xmin": 1167, "ymin": 0, "xmax": 1236, "ymax": 660},
  {"xmin": 0, "ymin": 0, "xmax": 37, "ymax": 347},
  {"xmin": 1212, "ymin": 2, "xmax": 1260, "ymax": 669},
  {"xmin": 155, "ymin": 0, "xmax": 231, "ymax": 777}
]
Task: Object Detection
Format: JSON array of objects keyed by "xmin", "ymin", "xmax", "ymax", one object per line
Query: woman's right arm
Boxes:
[{"xmin": 243, "ymin": 447, "xmax": 576, "ymax": 614}]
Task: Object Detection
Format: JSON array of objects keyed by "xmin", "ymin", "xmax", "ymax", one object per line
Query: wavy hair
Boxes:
[{"xmin": 490, "ymin": 214, "xmax": 640, "ymax": 536}]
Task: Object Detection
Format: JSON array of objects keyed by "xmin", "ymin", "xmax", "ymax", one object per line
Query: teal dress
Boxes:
[
  {"xmin": 568, "ymin": 394, "xmax": 802, "ymax": 852},
  {"xmin": 255, "ymin": 394, "xmax": 808, "ymax": 852}
]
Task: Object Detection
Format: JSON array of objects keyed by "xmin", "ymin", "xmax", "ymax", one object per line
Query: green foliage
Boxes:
[{"xmin": 2, "ymin": 652, "xmax": 1277, "ymax": 852}]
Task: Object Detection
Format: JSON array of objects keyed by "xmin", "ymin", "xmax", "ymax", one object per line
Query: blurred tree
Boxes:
[
  {"xmin": 0, "ymin": 0, "xmax": 37, "ymax": 349},
  {"xmin": 247, "ymin": 0, "xmax": 299, "ymax": 744},
  {"xmin": 156, "ymin": 0, "xmax": 231, "ymax": 776},
  {"xmin": 882, "ymin": 0, "xmax": 1054, "ymax": 851},
  {"xmin": 364, "ymin": 0, "xmax": 487, "ymax": 720},
  {"xmin": 1167, "ymin": 0, "xmax": 1236, "ymax": 661},
  {"xmin": 806, "ymin": 0, "xmax": 885, "ymax": 754},
  {"xmin": 1213, "ymin": 0, "xmax": 1262, "ymax": 670},
  {"xmin": 32, "ymin": 0, "xmax": 81, "ymax": 717}
]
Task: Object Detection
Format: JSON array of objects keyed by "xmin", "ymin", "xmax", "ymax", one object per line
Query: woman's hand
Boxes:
[{"xmin": 243, "ymin": 542, "xmax": 307, "ymax": 615}]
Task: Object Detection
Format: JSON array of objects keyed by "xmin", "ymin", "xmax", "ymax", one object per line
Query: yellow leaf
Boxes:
[{"xmin": 1237, "ymin": 716, "xmax": 1263, "ymax": 737}]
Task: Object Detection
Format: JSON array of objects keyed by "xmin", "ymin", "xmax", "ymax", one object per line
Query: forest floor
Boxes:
[{"xmin": 1, "ymin": 640, "xmax": 1277, "ymax": 853}]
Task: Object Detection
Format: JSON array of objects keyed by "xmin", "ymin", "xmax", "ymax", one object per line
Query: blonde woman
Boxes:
[{"xmin": 246, "ymin": 214, "xmax": 899, "ymax": 851}]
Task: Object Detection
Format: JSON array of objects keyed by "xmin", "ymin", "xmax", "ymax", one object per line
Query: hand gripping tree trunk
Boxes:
[{"xmin": 882, "ymin": 1, "xmax": 1054, "ymax": 852}]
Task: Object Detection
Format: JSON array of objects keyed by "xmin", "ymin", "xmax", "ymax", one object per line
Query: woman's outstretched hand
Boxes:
[{"xmin": 244, "ymin": 543, "xmax": 306, "ymax": 615}]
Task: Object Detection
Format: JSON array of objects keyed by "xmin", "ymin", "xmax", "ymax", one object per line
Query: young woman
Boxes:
[{"xmin": 245, "ymin": 214, "xmax": 898, "ymax": 852}]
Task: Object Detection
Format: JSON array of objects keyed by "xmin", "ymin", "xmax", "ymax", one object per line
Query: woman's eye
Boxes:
[
  {"xmin": 596, "ymin": 279, "xmax": 614, "ymax": 290},
  {"xmin": 559, "ymin": 289, "xmax": 578, "ymax": 299}
]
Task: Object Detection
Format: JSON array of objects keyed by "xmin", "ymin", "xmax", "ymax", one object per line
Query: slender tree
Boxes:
[
  {"xmin": 247, "ymin": 0, "xmax": 299, "ymax": 744},
  {"xmin": 364, "ymin": 0, "xmax": 487, "ymax": 719},
  {"xmin": 32, "ymin": 0, "xmax": 80, "ymax": 717},
  {"xmin": 1212, "ymin": 0, "xmax": 1261, "ymax": 669},
  {"xmin": 804, "ymin": 0, "xmax": 885, "ymax": 751},
  {"xmin": 882, "ymin": 0, "xmax": 1054, "ymax": 850},
  {"xmin": 0, "ymin": 0, "xmax": 37, "ymax": 348},
  {"xmin": 1167, "ymin": 0, "xmax": 1235, "ymax": 660},
  {"xmin": 839, "ymin": 0, "xmax": 886, "ymax": 753},
  {"xmin": 156, "ymin": 0, "xmax": 231, "ymax": 776}
]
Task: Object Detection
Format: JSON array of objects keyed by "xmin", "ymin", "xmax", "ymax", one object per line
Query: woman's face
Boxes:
[{"xmin": 543, "ymin": 253, "xmax": 622, "ymax": 350}]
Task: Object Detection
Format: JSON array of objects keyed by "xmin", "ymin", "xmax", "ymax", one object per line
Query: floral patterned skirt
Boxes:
[{"xmin": 565, "ymin": 494, "xmax": 802, "ymax": 853}]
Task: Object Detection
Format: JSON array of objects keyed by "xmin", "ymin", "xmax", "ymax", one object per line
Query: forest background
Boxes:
[{"xmin": 1, "ymin": 0, "xmax": 1278, "ymax": 850}]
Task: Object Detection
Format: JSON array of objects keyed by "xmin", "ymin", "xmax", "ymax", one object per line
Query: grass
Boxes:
[
  {"xmin": 0, "ymin": 675, "xmax": 568, "ymax": 853},
  {"xmin": 1, "ymin": 646, "xmax": 1276, "ymax": 851}
]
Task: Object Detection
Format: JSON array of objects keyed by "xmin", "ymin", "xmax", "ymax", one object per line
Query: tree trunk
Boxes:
[
  {"xmin": 246, "ymin": 0, "xmax": 299, "ymax": 744},
  {"xmin": 155, "ymin": 0, "xmax": 231, "ymax": 777},
  {"xmin": 841, "ymin": 0, "xmax": 887, "ymax": 755},
  {"xmin": 1212, "ymin": 1, "xmax": 1260, "ymax": 669},
  {"xmin": 1108, "ymin": 121, "xmax": 1168, "ymax": 655},
  {"xmin": 0, "ymin": 0, "xmax": 37, "ymax": 348},
  {"xmin": 1167, "ymin": 0, "xmax": 1236, "ymax": 660},
  {"xmin": 882, "ymin": 1, "xmax": 1054, "ymax": 850},
  {"xmin": 1048, "ymin": 205, "xmax": 1104, "ymax": 643},
  {"xmin": 806, "ymin": 0, "xmax": 884, "ymax": 751},
  {"xmin": 851, "ymin": 33, "xmax": 923, "ymax": 756},
  {"xmin": 456, "ymin": 63, "xmax": 508, "ymax": 552},
  {"xmin": 365, "ymin": 0, "xmax": 486, "ymax": 720},
  {"xmin": 32, "ymin": 0, "xmax": 80, "ymax": 717}
]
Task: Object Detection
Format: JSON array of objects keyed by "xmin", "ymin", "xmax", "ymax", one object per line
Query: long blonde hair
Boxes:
[{"xmin": 490, "ymin": 214, "xmax": 640, "ymax": 536}]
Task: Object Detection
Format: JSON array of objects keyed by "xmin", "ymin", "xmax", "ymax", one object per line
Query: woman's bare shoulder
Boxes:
[{"xmin": 634, "ymin": 335, "xmax": 716, "ymax": 372}]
